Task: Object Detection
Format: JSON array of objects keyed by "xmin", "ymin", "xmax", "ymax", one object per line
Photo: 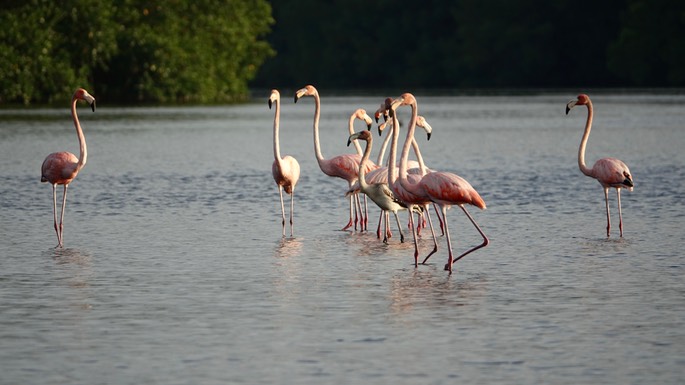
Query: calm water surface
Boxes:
[{"xmin": 1, "ymin": 93, "xmax": 684, "ymax": 384}]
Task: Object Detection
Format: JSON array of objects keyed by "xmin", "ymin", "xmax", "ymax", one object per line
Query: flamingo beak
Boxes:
[
  {"xmin": 426, "ymin": 132, "xmax": 431, "ymax": 141},
  {"xmin": 294, "ymin": 88, "xmax": 306, "ymax": 103},
  {"xmin": 565, "ymin": 100, "xmax": 577, "ymax": 115},
  {"xmin": 347, "ymin": 132, "xmax": 361, "ymax": 147},
  {"xmin": 83, "ymin": 93, "xmax": 96, "ymax": 112},
  {"xmin": 268, "ymin": 99, "xmax": 273, "ymax": 109},
  {"xmin": 378, "ymin": 122, "xmax": 387, "ymax": 136}
]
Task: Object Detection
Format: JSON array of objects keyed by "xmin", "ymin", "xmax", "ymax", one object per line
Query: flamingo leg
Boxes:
[
  {"xmin": 415, "ymin": 211, "xmax": 422, "ymax": 236},
  {"xmin": 342, "ymin": 194, "xmax": 354, "ymax": 231},
  {"xmin": 360, "ymin": 194, "xmax": 369, "ymax": 231},
  {"xmin": 392, "ymin": 211, "xmax": 405, "ymax": 243},
  {"xmin": 433, "ymin": 203, "xmax": 445, "ymax": 236},
  {"xmin": 445, "ymin": 205, "xmax": 490, "ymax": 272},
  {"xmin": 407, "ymin": 206, "xmax": 420, "ymax": 267},
  {"xmin": 354, "ymin": 193, "xmax": 363, "ymax": 231},
  {"xmin": 604, "ymin": 187, "xmax": 611, "ymax": 237},
  {"xmin": 289, "ymin": 189, "xmax": 295, "ymax": 237},
  {"xmin": 617, "ymin": 188, "xmax": 623, "ymax": 237},
  {"xmin": 420, "ymin": 204, "xmax": 439, "ymax": 264},
  {"xmin": 385, "ymin": 211, "xmax": 393, "ymax": 240},
  {"xmin": 51, "ymin": 184, "xmax": 61, "ymax": 248},
  {"xmin": 382, "ymin": 211, "xmax": 389, "ymax": 244},
  {"xmin": 58, "ymin": 184, "xmax": 69, "ymax": 248},
  {"xmin": 278, "ymin": 186, "xmax": 287, "ymax": 237},
  {"xmin": 376, "ymin": 211, "xmax": 383, "ymax": 239}
]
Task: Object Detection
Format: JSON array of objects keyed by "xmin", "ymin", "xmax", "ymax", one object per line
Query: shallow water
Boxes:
[{"xmin": 1, "ymin": 92, "xmax": 684, "ymax": 384}]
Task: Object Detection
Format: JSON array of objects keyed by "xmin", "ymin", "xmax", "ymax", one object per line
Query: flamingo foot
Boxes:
[{"xmin": 421, "ymin": 245, "xmax": 439, "ymax": 265}]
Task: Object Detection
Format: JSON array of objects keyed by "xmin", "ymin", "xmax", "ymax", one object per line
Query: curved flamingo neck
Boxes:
[
  {"xmin": 348, "ymin": 114, "xmax": 363, "ymax": 156},
  {"xmin": 398, "ymin": 101, "xmax": 421, "ymax": 193},
  {"xmin": 72, "ymin": 94, "xmax": 87, "ymax": 169},
  {"xmin": 376, "ymin": 126, "xmax": 392, "ymax": 165},
  {"xmin": 358, "ymin": 136, "xmax": 373, "ymax": 191},
  {"xmin": 578, "ymin": 100, "xmax": 594, "ymax": 177},
  {"xmin": 411, "ymin": 137, "xmax": 428, "ymax": 175},
  {"xmin": 384, "ymin": 119, "xmax": 427, "ymax": 175},
  {"xmin": 273, "ymin": 97, "xmax": 283, "ymax": 162},
  {"xmin": 311, "ymin": 91, "xmax": 325, "ymax": 165},
  {"xmin": 388, "ymin": 111, "xmax": 401, "ymax": 184}
]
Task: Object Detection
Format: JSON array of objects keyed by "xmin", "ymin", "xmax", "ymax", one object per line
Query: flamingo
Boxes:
[
  {"xmin": 385, "ymin": 96, "xmax": 440, "ymax": 267},
  {"xmin": 566, "ymin": 94, "xmax": 634, "ymax": 237},
  {"xmin": 40, "ymin": 88, "xmax": 96, "ymax": 248},
  {"xmin": 347, "ymin": 108, "xmax": 376, "ymax": 230},
  {"xmin": 294, "ymin": 85, "xmax": 376, "ymax": 231},
  {"xmin": 391, "ymin": 93, "xmax": 489, "ymax": 272},
  {"xmin": 351, "ymin": 115, "xmax": 443, "ymax": 239},
  {"xmin": 348, "ymin": 129, "xmax": 415, "ymax": 244},
  {"xmin": 269, "ymin": 89, "xmax": 301, "ymax": 237}
]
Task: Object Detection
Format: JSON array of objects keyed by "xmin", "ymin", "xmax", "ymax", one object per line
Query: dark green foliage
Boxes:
[
  {"xmin": 0, "ymin": 0, "xmax": 274, "ymax": 104},
  {"xmin": 253, "ymin": 0, "xmax": 685, "ymax": 90}
]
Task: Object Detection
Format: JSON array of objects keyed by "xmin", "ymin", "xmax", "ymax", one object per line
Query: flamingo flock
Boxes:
[{"xmin": 41, "ymin": 86, "xmax": 634, "ymax": 273}]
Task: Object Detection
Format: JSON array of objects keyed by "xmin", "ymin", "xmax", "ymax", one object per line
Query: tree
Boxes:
[
  {"xmin": 0, "ymin": 0, "xmax": 274, "ymax": 105},
  {"xmin": 608, "ymin": 0, "xmax": 685, "ymax": 86}
]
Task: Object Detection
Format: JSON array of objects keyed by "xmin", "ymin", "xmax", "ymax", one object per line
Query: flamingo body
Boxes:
[
  {"xmin": 391, "ymin": 93, "xmax": 488, "ymax": 272},
  {"xmin": 41, "ymin": 88, "xmax": 95, "ymax": 248},
  {"xmin": 269, "ymin": 89, "xmax": 300, "ymax": 237},
  {"xmin": 349, "ymin": 130, "xmax": 411, "ymax": 243},
  {"xmin": 566, "ymin": 93, "xmax": 634, "ymax": 237},
  {"xmin": 294, "ymin": 85, "xmax": 377, "ymax": 231},
  {"xmin": 41, "ymin": 152, "xmax": 80, "ymax": 185},
  {"xmin": 419, "ymin": 172, "xmax": 486, "ymax": 210},
  {"xmin": 272, "ymin": 157, "xmax": 299, "ymax": 194},
  {"xmin": 588, "ymin": 157, "xmax": 634, "ymax": 190}
]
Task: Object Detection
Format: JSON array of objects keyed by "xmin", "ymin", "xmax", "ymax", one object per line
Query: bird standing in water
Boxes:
[
  {"xmin": 41, "ymin": 88, "xmax": 96, "ymax": 248},
  {"xmin": 269, "ymin": 89, "xmax": 300, "ymax": 237},
  {"xmin": 566, "ymin": 94, "xmax": 634, "ymax": 237}
]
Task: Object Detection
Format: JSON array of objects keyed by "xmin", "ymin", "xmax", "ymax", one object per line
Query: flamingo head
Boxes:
[
  {"xmin": 390, "ymin": 93, "xmax": 416, "ymax": 112},
  {"xmin": 566, "ymin": 93, "xmax": 590, "ymax": 115},
  {"xmin": 74, "ymin": 88, "xmax": 96, "ymax": 112},
  {"xmin": 294, "ymin": 85, "xmax": 317, "ymax": 103},
  {"xmin": 416, "ymin": 115, "xmax": 432, "ymax": 141},
  {"xmin": 268, "ymin": 89, "xmax": 280, "ymax": 109},
  {"xmin": 374, "ymin": 108, "xmax": 383, "ymax": 123},
  {"xmin": 354, "ymin": 109, "xmax": 373, "ymax": 130},
  {"xmin": 377, "ymin": 120, "xmax": 389, "ymax": 136},
  {"xmin": 347, "ymin": 130, "xmax": 372, "ymax": 147},
  {"xmin": 380, "ymin": 98, "xmax": 393, "ymax": 122}
]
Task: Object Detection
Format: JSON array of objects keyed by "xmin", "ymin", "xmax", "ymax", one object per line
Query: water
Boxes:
[{"xmin": 1, "ymin": 92, "xmax": 684, "ymax": 384}]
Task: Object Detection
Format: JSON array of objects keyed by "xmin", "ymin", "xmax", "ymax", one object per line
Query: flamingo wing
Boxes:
[
  {"xmin": 41, "ymin": 152, "xmax": 79, "ymax": 184},
  {"xmin": 421, "ymin": 172, "xmax": 486, "ymax": 209},
  {"xmin": 592, "ymin": 158, "xmax": 633, "ymax": 190},
  {"xmin": 322, "ymin": 154, "xmax": 363, "ymax": 181}
]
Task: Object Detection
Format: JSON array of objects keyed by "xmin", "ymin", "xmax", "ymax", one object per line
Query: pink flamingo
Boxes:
[
  {"xmin": 348, "ymin": 130, "xmax": 413, "ymax": 243},
  {"xmin": 361, "ymin": 115, "xmax": 444, "ymax": 239},
  {"xmin": 386, "ymin": 96, "xmax": 440, "ymax": 266},
  {"xmin": 269, "ymin": 89, "xmax": 301, "ymax": 237},
  {"xmin": 347, "ymin": 108, "xmax": 376, "ymax": 230},
  {"xmin": 379, "ymin": 116, "xmax": 447, "ymax": 237},
  {"xmin": 391, "ymin": 93, "xmax": 489, "ymax": 272},
  {"xmin": 294, "ymin": 85, "xmax": 376, "ymax": 231},
  {"xmin": 40, "ymin": 88, "xmax": 96, "ymax": 248},
  {"xmin": 566, "ymin": 94, "xmax": 634, "ymax": 237}
]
